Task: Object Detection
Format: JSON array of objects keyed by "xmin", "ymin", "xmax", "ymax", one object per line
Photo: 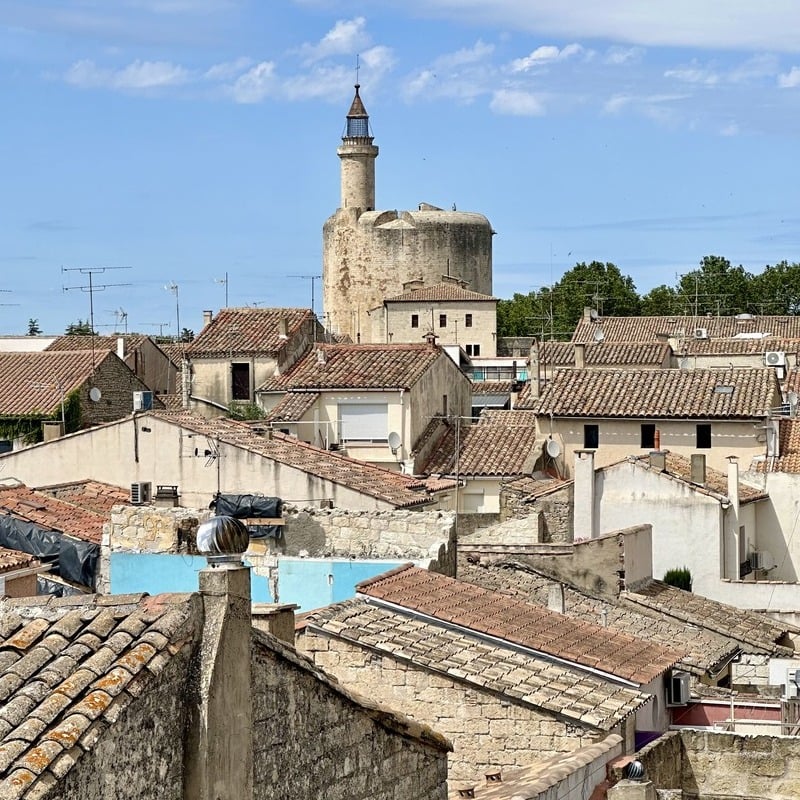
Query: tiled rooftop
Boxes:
[
  {"xmin": 677, "ymin": 337, "xmax": 800, "ymax": 356},
  {"xmin": 0, "ymin": 549, "xmax": 40, "ymax": 575},
  {"xmin": 572, "ymin": 315, "xmax": 800, "ymax": 344},
  {"xmin": 526, "ymin": 367, "xmax": 779, "ymax": 418},
  {"xmin": 420, "ymin": 411, "xmax": 540, "ymax": 476},
  {"xmin": 470, "ymin": 381, "xmax": 515, "ymax": 395},
  {"xmin": 384, "ymin": 282, "xmax": 497, "ymax": 303},
  {"xmin": 149, "ymin": 411, "xmax": 439, "ymax": 508},
  {"xmin": 754, "ymin": 418, "xmax": 800, "ymax": 473},
  {"xmin": 0, "ymin": 591, "xmax": 201, "ymax": 797},
  {"xmin": 457, "ymin": 562, "xmax": 740, "ymax": 676},
  {"xmin": 44, "ymin": 334, "xmax": 148, "ymax": 354},
  {"xmin": 0, "ymin": 485, "xmax": 111, "ymax": 544},
  {"xmin": 540, "ymin": 341, "xmax": 670, "ymax": 367},
  {"xmin": 0, "ymin": 351, "xmax": 112, "ymax": 416},
  {"xmin": 628, "ymin": 452, "xmax": 768, "ymax": 504},
  {"xmin": 264, "ymin": 392, "xmax": 320, "ymax": 423},
  {"xmin": 33, "ymin": 481, "xmax": 129, "ymax": 517},
  {"xmin": 623, "ymin": 579, "xmax": 796, "ymax": 656},
  {"xmin": 356, "ymin": 565, "xmax": 682, "ymax": 684},
  {"xmin": 157, "ymin": 342, "xmax": 191, "ymax": 366},
  {"xmin": 186, "ymin": 307, "xmax": 316, "ymax": 358},
  {"xmin": 305, "ymin": 600, "xmax": 650, "ymax": 730},
  {"xmin": 258, "ymin": 343, "xmax": 444, "ymax": 391}
]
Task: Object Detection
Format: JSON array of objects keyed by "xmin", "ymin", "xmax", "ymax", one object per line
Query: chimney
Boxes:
[
  {"xmin": 690, "ymin": 453, "xmax": 706, "ymax": 485},
  {"xmin": 727, "ymin": 456, "xmax": 740, "ymax": 515},
  {"xmin": 574, "ymin": 342, "xmax": 586, "ymax": 369},
  {"xmin": 424, "ymin": 331, "xmax": 438, "ymax": 348},
  {"xmin": 278, "ymin": 317, "xmax": 288, "ymax": 339},
  {"xmin": 186, "ymin": 530, "xmax": 254, "ymax": 800},
  {"xmin": 653, "ymin": 428, "xmax": 661, "ymax": 451},
  {"xmin": 547, "ymin": 583, "xmax": 565, "ymax": 614},
  {"xmin": 528, "ymin": 340, "xmax": 541, "ymax": 399},
  {"xmin": 116, "ymin": 336, "xmax": 125, "ymax": 360},
  {"xmin": 573, "ymin": 450, "xmax": 597, "ymax": 539},
  {"xmin": 202, "ymin": 310, "xmax": 213, "ymax": 327},
  {"xmin": 251, "ymin": 603, "xmax": 298, "ymax": 644},
  {"xmin": 649, "ymin": 450, "xmax": 666, "ymax": 472}
]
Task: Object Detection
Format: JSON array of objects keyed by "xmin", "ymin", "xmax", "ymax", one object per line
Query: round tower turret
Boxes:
[{"xmin": 337, "ymin": 84, "xmax": 379, "ymax": 212}]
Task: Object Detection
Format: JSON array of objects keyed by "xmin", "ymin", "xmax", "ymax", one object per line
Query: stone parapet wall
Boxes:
[
  {"xmin": 731, "ymin": 654, "xmax": 771, "ymax": 691},
  {"xmin": 298, "ymin": 630, "xmax": 601, "ymax": 783}
]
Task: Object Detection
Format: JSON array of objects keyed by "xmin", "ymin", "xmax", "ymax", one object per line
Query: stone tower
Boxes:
[{"xmin": 323, "ymin": 85, "xmax": 493, "ymax": 343}]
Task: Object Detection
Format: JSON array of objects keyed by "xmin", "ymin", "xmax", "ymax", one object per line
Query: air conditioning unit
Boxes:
[
  {"xmin": 668, "ymin": 670, "xmax": 691, "ymax": 706},
  {"xmin": 130, "ymin": 481, "xmax": 152, "ymax": 505},
  {"xmin": 133, "ymin": 390, "xmax": 154, "ymax": 411},
  {"xmin": 765, "ymin": 351, "xmax": 786, "ymax": 367},
  {"xmin": 750, "ymin": 550, "xmax": 775, "ymax": 571},
  {"xmin": 786, "ymin": 668, "xmax": 800, "ymax": 699},
  {"xmin": 693, "ymin": 327, "xmax": 708, "ymax": 340}
]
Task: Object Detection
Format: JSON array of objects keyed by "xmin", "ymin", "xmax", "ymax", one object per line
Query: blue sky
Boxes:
[{"xmin": 2, "ymin": 1, "xmax": 800, "ymax": 336}]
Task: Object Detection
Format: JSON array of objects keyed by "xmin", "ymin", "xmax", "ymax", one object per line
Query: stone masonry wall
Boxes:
[
  {"xmin": 298, "ymin": 629, "xmax": 601, "ymax": 783},
  {"xmin": 48, "ymin": 644, "xmax": 191, "ymax": 800},
  {"xmin": 730, "ymin": 654, "xmax": 771, "ymax": 693},
  {"xmin": 252, "ymin": 631, "xmax": 448, "ymax": 800},
  {"xmin": 500, "ymin": 484, "xmax": 573, "ymax": 543}
]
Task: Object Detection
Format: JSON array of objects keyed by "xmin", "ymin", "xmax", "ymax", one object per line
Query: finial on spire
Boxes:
[{"xmin": 355, "ymin": 54, "xmax": 360, "ymax": 87}]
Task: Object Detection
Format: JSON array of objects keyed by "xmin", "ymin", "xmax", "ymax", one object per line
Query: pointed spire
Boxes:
[{"xmin": 344, "ymin": 84, "xmax": 371, "ymax": 140}]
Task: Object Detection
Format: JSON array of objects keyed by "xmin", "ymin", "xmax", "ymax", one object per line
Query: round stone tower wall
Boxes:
[{"xmin": 339, "ymin": 143, "xmax": 378, "ymax": 211}]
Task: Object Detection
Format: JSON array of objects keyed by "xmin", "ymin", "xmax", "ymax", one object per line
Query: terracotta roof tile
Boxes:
[
  {"xmin": 678, "ymin": 338, "xmax": 800, "ymax": 356},
  {"xmin": 756, "ymin": 417, "xmax": 800, "ymax": 473},
  {"xmin": 186, "ymin": 307, "xmax": 317, "ymax": 358},
  {"xmin": 572, "ymin": 315, "xmax": 800, "ymax": 344},
  {"xmin": 33, "ymin": 481, "xmax": 128, "ymax": 517},
  {"xmin": 356, "ymin": 565, "xmax": 682, "ymax": 684},
  {"xmin": 0, "ymin": 593, "xmax": 200, "ymax": 797},
  {"xmin": 0, "ymin": 352, "xmax": 109, "ymax": 417},
  {"xmin": 471, "ymin": 380, "xmax": 515, "ymax": 395},
  {"xmin": 265, "ymin": 392, "xmax": 320, "ymax": 423},
  {"xmin": 258, "ymin": 343, "xmax": 444, "ymax": 391},
  {"xmin": 44, "ymin": 335, "xmax": 148, "ymax": 354},
  {"xmin": 541, "ymin": 341, "xmax": 670, "ymax": 367},
  {"xmin": 156, "ymin": 342, "xmax": 190, "ymax": 366},
  {"xmin": 305, "ymin": 600, "xmax": 650, "ymax": 730},
  {"xmin": 0, "ymin": 550, "xmax": 40, "ymax": 575},
  {"xmin": 150, "ymin": 411, "xmax": 437, "ymax": 508},
  {"xmin": 421, "ymin": 411, "xmax": 540, "ymax": 476},
  {"xmin": 384, "ymin": 283, "xmax": 497, "ymax": 303},
  {"xmin": 526, "ymin": 367, "xmax": 779, "ymax": 418}
]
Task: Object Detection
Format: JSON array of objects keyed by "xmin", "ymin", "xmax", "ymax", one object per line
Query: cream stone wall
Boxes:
[
  {"xmin": 541, "ymin": 417, "xmax": 765, "ymax": 477},
  {"xmin": 298, "ymin": 631, "xmax": 605, "ymax": 784},
  {"xmin": 323, "ymin": 208, "xmax": 493, "ymax": 343}
]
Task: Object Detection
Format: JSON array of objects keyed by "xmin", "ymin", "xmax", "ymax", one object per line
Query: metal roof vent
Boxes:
[{"xmin": 196, "ymin": 515, "xmax": 249, "ymax": 565}]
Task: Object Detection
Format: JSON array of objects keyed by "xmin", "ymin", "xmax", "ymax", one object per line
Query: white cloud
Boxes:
[
  {"xmin": 510, "ymin": 43, "xmax": 582, "ymax": 72},
  {"xmin": 229, "ymin": 61, "xmax": 276, "ymax": 103},
  {"xmin": 436, "ymin": 40, "xmax": 494, "ymax": 70},
  {"xmin": 778, "ymin": 66, "xmax": 800, "ymax": 88},
  {"xmin": 603, "ymin": 94, "xmax": 632, "ymax": 114},
  {"xmin": 204, "ymin": 57, "xmax": 253, "ymax": 81},
  {"xmin": 403, "ymin": 41, "xmax": 494, "ymax": 102},
  {"xmin": 64, "ymin": 58, "xmax": 189, "ymax": 89},
  {"xmin": 489, "ymin": 88, "xmax": 545, "ymax": 115},
  {"xmin": 664, "ymin": 65, "xmax": 720, "ymax": 86},
  {"xmin": 604, "ymin": 46, "xmax": 644, "ymax": 65},
  {"xmin": 300, "ymin": 16, "xmax": 370, "ymax": 64}
]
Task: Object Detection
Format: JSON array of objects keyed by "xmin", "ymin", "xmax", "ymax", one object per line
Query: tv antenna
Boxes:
[
  {"xmin": 288, "ymin": 275, "xmax": 321, "ymax": 314},
  {"xmin": 62, "ymin": 267, "xmax": 132, "ymax": 335},
  {"xmin": 143, "ymin": 322, "xmax": 171, "ymax": 337},
  {"xmin": 215, "ymin": 272, "xmax": 229, "ymax": 307},
  {"xmin": 107, "ymin": 307, "xmax": 128, "ymax": 333}
]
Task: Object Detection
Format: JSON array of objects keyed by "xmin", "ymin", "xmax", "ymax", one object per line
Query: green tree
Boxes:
[
  {"xmin": 640, "ymin": 284, "xmax": 681, "ymax": 316},
  {"xmin": 65, "ymin": 319, "xmax": 94, "ymax": 335},
  {"xmin": 179, "ymin": 327, "xmax": 195, "ymax": 342},
  {"xmin": 675, "ymin": 255, "xmax": 753, "ymax": 315},
  {"xmin": 750, "ymin": 261, "xmax": 800, "ymax": 314},
  {"xmin": 27, "ymin": 318, "xmax": 41, "ymax": 336}
]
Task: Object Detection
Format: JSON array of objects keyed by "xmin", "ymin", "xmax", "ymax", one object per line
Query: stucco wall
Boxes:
[
  {"xmin": 253, "ymin": 632, "xmax": 448, "ymax": 800},
  {"xmin": 298, "ymin": 630, "xmax": 604, "ymax": 783},
  {"xmin": 48, "ymin": 644, "xmax": 191, "ymax": 800}
]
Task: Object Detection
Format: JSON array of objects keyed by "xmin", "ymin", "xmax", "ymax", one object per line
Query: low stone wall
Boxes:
[
  {"xmin": 500, "ymin": 484, "xmax": 573, "ymax": 543},
  {"xmin": 731, "ymin": 654, "xmax": 771, "ymax": 692},
  {"xmin": 298, "ymin": 629, "xmax": 602, "ymax": 783},
  {"xmin": 252, "ymin": 631, "xmax": 448, "ymax": 800}
]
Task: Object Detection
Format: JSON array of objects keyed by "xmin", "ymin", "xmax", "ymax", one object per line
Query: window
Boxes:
[
  {"xmin": 339, "ymin": 403, "xmax": 388, "ymax": 442},
  {"xmin": 439, "ymin": 314, "xmax": 447, "ymax": 328},
  {"xmin": 465, "ymin": 314, "xmax": 473, "ymax": 328},
  {"xmin": 696, "ymin": 423, "xmax": 711, "ymax": 449},
  {"xmin": 583, "ymin": 424, "xmax": 599, "ymax": 449},
  {"xmin": 411, "ymin": 314, "xmax": 419, "ymax": 328},
  {"xmin": 465, "ymin": 344, "xmax": 481, "ymax": 357},
  {"xmin": 231, "ymin": 362, "xmax": 250, "ymax": 400},
  {"xmin": 442, "ymin": 395, "xmax": 448, "ymax": 416},
  {"xmin": 641, "ymin": 423, "xmax": 656, "ymax": 449}
]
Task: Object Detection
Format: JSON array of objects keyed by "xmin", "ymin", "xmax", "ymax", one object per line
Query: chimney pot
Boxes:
[
  {"xmin": 574, "ymin": 342, "xmax": 586, "ymax": 369},
  {"xmin": 690, "ymin": 453, "xmax": 706, "ymax": 485},
  {"xmin": 485, "ymin": 770, "xmax": 502, "ymax": 783},
  {"xmin": 202, "ymin": 310, "xmax": 213, "ymax": 327},
  {"xmin": 117, "ymin": 336, "xmax": 125, "ymax": 360}
]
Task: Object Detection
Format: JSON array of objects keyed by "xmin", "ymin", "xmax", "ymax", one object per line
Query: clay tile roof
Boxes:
[
  {"xmin": 622, "ymin": 580, "xmax": 797, "ymax": 656},
  {"xmin": 457, "ymin": 562, "xmax": 740, "ymax": 676},
  {"xmin": 258, "ymin": 343, "xmax": 444, "ymax": 391},
  {"xmin": 356, "ymin": 565, "xmax": 682, "ymax": 683},
  {"xmin": 628, "ymin": 452, "xmax": 768, "ymax": 504},
  {"xmin": 33, "ymin": 481, "xmax": 129, "ymax": 516},
  {"xmin": 158, "ymin": 342, "xmax": 191, "ymax": 366},
  {"xmin": 531, "ymin": 367, "xmax": 779, "ymax": 418},
  {"xmin": 150, "ymin": 411, "xmax": 436, "ymax": 508},
  {"xmin": 305, "ymin": 600, "xmax": 651, "ymax": 731},
  {"xmin": 756, "ymin": 418, "xmax": 800, "ymax": 473},
  {"xmin": 384, "ymin": 283, "xmax": 497, "ymax": 303},
  {"xmin": 45, "ymin": 334, "xmax": 148, "ymax": 353},
  {"xmin": 471, "ymin": 380, "xmax": 515, "ymax": 395},
  {"xmin": 420, "ymin": 411, "xmax": 540, "ymax": 476},
  {"xmin": 541, "ymin": 342, "xmax": 670, "ymax": 367},
  {"xmin": 265, "ymin": 392, "xmax": 320, "ymax": 423},
  {"xmin": 0, "ymin": 548, "xmax": 39, "ymax": 574},
  {"xmin": 0, "ymin": 485, "xmax": 111, "ymax": 544},
  {"xmin": 679, "ymin": 337, "xmax": 800, "ymax": 356},
  {"xmin": 0, "ymin": 351, "xmax": 109, "ymax": 416},
  {"xmin": 0, "ymin": 592, "xmax": 201, "ymax": 797},
  {"xmin": 186, "ymin": 307, "xmax": 316, "ymax": 358},
  {"xmin": 571, "ymin": 315, "xmax": 800, "ymax": 344}
]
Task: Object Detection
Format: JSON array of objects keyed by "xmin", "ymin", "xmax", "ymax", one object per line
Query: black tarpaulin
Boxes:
[{"xmin": 209, "ymin": 494, "xmax": 283, "ymax": 539}]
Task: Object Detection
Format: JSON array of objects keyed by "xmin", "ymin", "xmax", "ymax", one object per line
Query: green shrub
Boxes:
[{"xmin": 663, "ymin": 566, "xmax": 692, "ymax": 592}]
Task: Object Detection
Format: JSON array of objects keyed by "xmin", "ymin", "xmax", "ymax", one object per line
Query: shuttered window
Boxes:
[{"xmin": 338, "ymin": 403, "xmax": 388, "ymax": 442}]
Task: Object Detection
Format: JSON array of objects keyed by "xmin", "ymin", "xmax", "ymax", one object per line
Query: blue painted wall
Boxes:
[{"xmin": 110, "ymin": 553, "xmax": 405, "ymax": 610}]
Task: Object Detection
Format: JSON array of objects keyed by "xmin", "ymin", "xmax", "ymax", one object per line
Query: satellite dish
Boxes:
[
  {"xmin": 589, "ymin": 309, "xmax": 599, "ymax": 321},
  {"xmin": 89, "ymin": 387, "xmax": 102, "ymax": 402},
  {"xmin": 593, "ymin": 328, "xmax": 605, "ymax": 343},
  {"xmin": 387, "ymin": 431, "xmax": 401, "ymax": 453},
  {"xmin": 546, "ymin": 438, "xmax": 562, "ymax": 458}
]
